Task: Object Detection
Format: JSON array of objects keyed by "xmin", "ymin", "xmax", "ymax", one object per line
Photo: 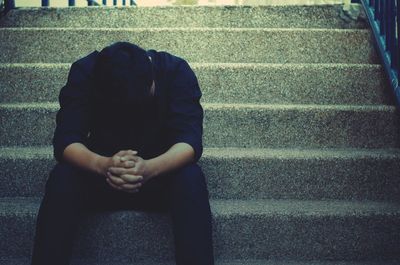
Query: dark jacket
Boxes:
[{"xmin": 52, "ymin": 49, "xmax": 204, "ymax": 163}]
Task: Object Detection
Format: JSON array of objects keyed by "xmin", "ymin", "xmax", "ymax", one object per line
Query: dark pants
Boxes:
[{"xmin": 30, "ymin": 161, "xmax": 214, "ymax": 265}]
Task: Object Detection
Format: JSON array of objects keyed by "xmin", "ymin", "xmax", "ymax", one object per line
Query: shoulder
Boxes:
[
  {"xmin": 65, "ymin": 50, "xmax": 100, "ymax": 88},
  {"xmin": 150, "ymin": 50, "xmax": 200, "ymax": 96},
  {"xmin": 73, "ymin": 50, "xmax": 99, "ymax": 71},
  {"xmin": 69, "ymin": 50, "xmax": 99, "ymax": 81},
  {"xmin": 151, "ymin": 50, "xmax": 193, "ymax": 76},
  {"xmin": 60, "ymin": 51, "xmax": 99, "ymax": 100}
]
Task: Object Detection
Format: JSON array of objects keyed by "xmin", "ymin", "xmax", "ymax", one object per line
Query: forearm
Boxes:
[
  {"xmin": 62, "ymin": 142, "xmax": 110, "ymax": 176},
  {"xmin": 146, "ymin": 142, "xmax": 195, "ymax": 179}
]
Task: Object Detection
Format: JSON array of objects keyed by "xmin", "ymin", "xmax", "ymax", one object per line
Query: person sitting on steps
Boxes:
[{"xmin": 31, "ymin": 41, "xmax": 215, "ymax": 265}]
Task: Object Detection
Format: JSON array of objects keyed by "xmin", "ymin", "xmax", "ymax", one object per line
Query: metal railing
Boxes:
[
  {"xmin": 4, "ymin": 0, "xmax": 135, "ymax": 12},
  {"xmin": 361, "ymin": 0, "xmax": 400, "ymax": 106},
  {"xmin": 4, "ymin": 0, "xmax": 14, "ymax": 13}
]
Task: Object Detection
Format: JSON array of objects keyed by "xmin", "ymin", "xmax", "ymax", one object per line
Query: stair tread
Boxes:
[
  {"xmin": 0, "ymin": 62, "xmax": 384, "ymax": 67},
  {"xmin": 0, "ymin": 27, "xmax": 373, "ymax": 32},
  {"xmin": 0, "ymin": 101, "xmax": 397, "ymax": 111},
  {"xmin": 1, "ymin": 196, "xmax": 399, "ymax": 217},
  {"xmin": 1, "ymin": 146, "xmax": 399, "ymax": 200},
  {"xmin": 1, "ymin": 62, "xmax": 393, "ymax": 106},
  {"xmin": 1, "ymin": 257, "xmax": 400, "ymax": 265},
  {"xmin": 0, "ymin": 5, "xmax": 368, "ymax": 30},
  {"xmin": 0, "ymin": 27, "xmax": 377, "ymax": 64},
  {"xmin": 1, "ymin": 197, "xmax": 399, "ymax": 260},
  {"xmin": 2, "ymin": 146, "xmax": 400, "ymax": 159}
]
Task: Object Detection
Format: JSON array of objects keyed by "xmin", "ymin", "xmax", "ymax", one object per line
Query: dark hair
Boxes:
[{"xmin": 93, "ymin": 41, "xmax": 153, "ymax": 108}]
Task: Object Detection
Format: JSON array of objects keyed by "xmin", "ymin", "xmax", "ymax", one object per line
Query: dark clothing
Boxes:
[
  {"xmin": 53, "ymin": 49, "xmax": 204, "ymax": 162},
  {"xmin": 31, "ymin": 161, "xmax": 214, "ymax": 265},
  {"xmin": 31, "ymin": 48, "xmax": 214, "ymax": 265}
]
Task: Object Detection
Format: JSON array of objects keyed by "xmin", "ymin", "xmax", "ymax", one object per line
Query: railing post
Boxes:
[
  {"xmin": 397, "ymin": 0, "xmax": 400, "ymax": 86},
  {"xmin": 374, "ymin": 0, "xmax": 380, "ymax": 20},
  {"xmin": 42, "ymin": 0, "xmax": 49, "ymax": 7},
  {"xmin": 380, "ymin": 1, "xmax": 385, "ymax": 34},
  {"xmin": 4, "ymin": 0, "xmax": 16, "ymax": 12},
  {"xmin": 361, "ymin": 0, "xmax": 400, "ymax": 106},
  {"xmin": 388, "ymin": 0, "xmax": 397, "ymax": 69}
]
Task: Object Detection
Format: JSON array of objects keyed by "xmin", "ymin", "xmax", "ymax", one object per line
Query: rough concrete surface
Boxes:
[
  {"xmin": 1, "ymin": 4, "xmax": 400, "ymax": 264},
  {"xmin": 1, "ymin": 102, "xmax": 399, "ymax": 148},
  {"xmin": 2, "ymin": 258, "xmax": 400, "ymax": 265},
  {"xmin": 0, "ymin": 5, "xmax": 368, "ymax": 29},
  {"xmin": 0, "ymin": 63, "xmax": 394, "ymax": 105},
  {"xmin": 1, "ymin": 146, "xmax": 400, "ymax": 200},
  {"xmin": 1, "ymin": 197, "xmax": 400, "ymax": 261},
  {"xmin": 0, "ymin": 28, "xmax": 378, "ymax": 64}
]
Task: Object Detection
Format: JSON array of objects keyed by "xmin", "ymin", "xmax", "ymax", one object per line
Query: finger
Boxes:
[
  {"xmin": 120, "ymin": 174, "xmax": 143, "ymax": 183},
  {"xmin": 111, "ymin": 156, "xmax": 123, "ymax": 167},
  {"xmin": 118, "ymin": 150, "xmax": 138, "ymax": 156},
  {"xmin": 108, "ymin": 167, "xmax": 127, "ymax": 176},
  {"xmin": 120, "ymin": 155, "xmax": 139, "ymax": 162},
  {"xmin": 116, "ymin": 150, "xmax": 129, "ymax": 157},
  {"xmin": 122, "ymin": 160, "xmax": 136, "ymax": 168},
  {"xmin": 120, "ymin": 182, "xmax": 142, "ymax": 190},
  {"xmin": 109, "ymin": 164, "xmax": 138, "ymax": 175},
  {"xmin": 106, "ymin": 177, "xmax": 122, "ymax": 190},
  {"xmin": 112, "ymin": 151, "xmax": 135, "ymax": 167},
  {"xmin": 112, "ymin": 156, "xmax": 130, "ymax": 167},
  {"xmin": 124, "ymin": 166, "xmax": 140, "ymax": 176},
  {"xmin": 107, "ymin": 172, "xmax": 127, "ymax": 186},
  {"xmin": 109, "ymin": 167, "xmax": 139, "ymax": 177},
  {"xmin": 107, "ymin": 177, "xmax": 139, "ymax": 193}
]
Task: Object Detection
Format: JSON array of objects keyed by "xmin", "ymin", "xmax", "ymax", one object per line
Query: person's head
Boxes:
[{"xmin": 93, "ymin": 41, "xmax": 154, "ymax": 112}]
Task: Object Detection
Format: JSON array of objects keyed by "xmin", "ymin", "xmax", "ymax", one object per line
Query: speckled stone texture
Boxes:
[
  {"xmin": 0, "ymin": 28, "xmax": 379, "ymax": 64},
  {"xmin": 1, "ymin": 4, "xmax": 400, "ymax": 264},
  {"xmin": 0, "ymin": 5, "xmax": 368, "ymax": 29},
  {"xmin": 1, "ymin": 197, "xmax": 400, "ymax": 262},
  {"xmin": 0, "ymin": 63, "xmax": 395, "ymax": 105},
  {"xmin": 2, "ymin": 259, "xmax": 400, "ymax": 265},
  {"xmin": 1, "ymin": 103, "xmax": 399, "ymax": 148},
  {"xmin": 1, "ymin": 146, "xmax": 400, "ymax": 201}
]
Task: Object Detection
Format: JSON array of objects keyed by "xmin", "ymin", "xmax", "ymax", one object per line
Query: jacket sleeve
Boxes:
[
  {"xmin": 52, "ymin": 62, "xmax": 93, "ymax": 163},
  {"xmin": 165, "ymin": 60, "xmax": 204, "ymax": 163}
]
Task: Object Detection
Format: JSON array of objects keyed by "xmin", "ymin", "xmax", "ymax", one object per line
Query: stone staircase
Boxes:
[{"xmin": 1, "ymin": 4, "xmax": 400, "ymax": 265}]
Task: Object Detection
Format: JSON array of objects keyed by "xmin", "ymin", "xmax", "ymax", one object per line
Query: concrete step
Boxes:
[
  {"xmin": 1, "ymin": 197, "xmax": 399, "ymax": 261},
  {"xmin": 1, "ymin": 102, "xmax": 399, "ymax": 148},
  {"xmin": 0, "ymin": 5, "xmax": 367, "ymax": 29},
  {"xmin": 1, "ymin": 146, "xmax": 400, "ymax": 201},
  {"xmin": 2, "ymin": 258, "xmax": 400, "ymax": 265},
  {"xmin": 0, "ymin": 28, "xmax": 378, "ymax": 64},
  {"xmin": 0, "ymin": 63, "xmax": 394, "ymax": 105}
]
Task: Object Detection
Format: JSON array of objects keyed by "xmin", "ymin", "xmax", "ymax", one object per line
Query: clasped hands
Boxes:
[{"xmin": 105, "ymin": 150, "xmax": 150, "ymax": 193}]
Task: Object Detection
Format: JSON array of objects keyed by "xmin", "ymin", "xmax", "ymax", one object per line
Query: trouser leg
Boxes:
[
  {"xmin": 30, "ymin": 161, "xmax": 170, "ymax": 265},
  {"xmin": 30, "ymin": 162, "xmax": 90, "ymax": 265},
  {"xmin": 30, "ymin": 160, "xmax": 214, "ymax": 265},
  {"xmin": 165, "ymin": 163, "xmax": 215, "ymax": 265}
]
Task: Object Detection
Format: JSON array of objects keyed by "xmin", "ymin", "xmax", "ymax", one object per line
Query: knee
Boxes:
[
  {"xmin": 44, "ymin": 162, "xmax": 85, "ymax": 198},
  {"xmin": 168, "ymin": 163, "xmax": 209, "ymax": 199}
]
